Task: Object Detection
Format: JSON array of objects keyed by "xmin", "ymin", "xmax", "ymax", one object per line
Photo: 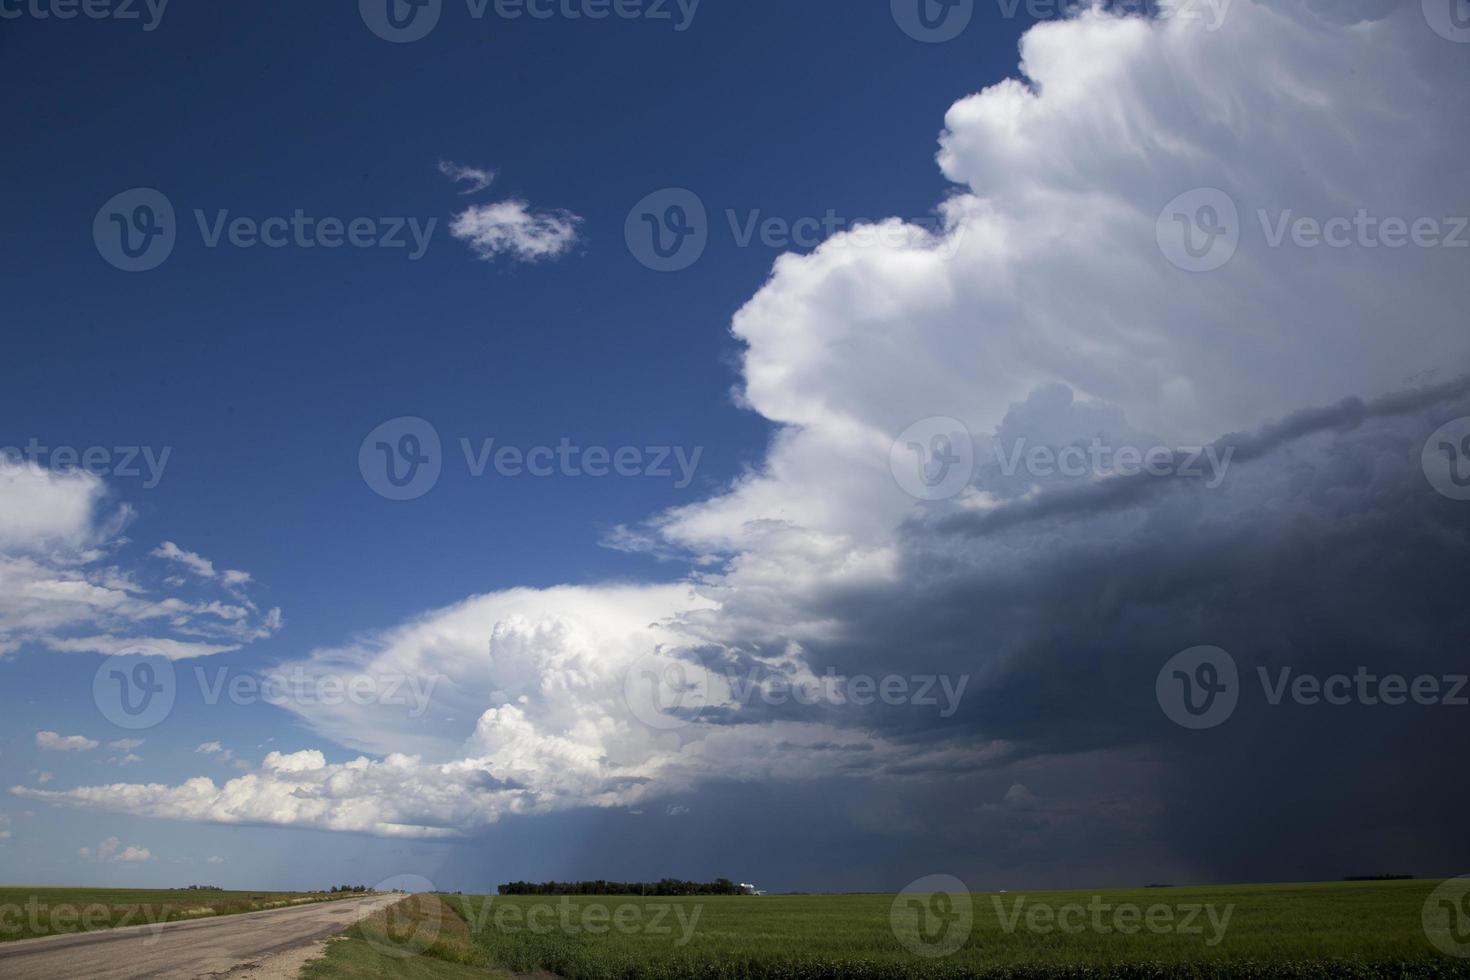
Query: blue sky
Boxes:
[{"xmin": 3, "ymin": 0, "xmax": 1470, "ymax": 894}]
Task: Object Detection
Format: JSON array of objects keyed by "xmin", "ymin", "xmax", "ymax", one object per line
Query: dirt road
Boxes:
[{"xmin": 0, "ymin": 893, "xmax": 400, "ymax": 980}]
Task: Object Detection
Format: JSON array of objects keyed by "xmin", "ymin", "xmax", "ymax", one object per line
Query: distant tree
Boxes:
[{"xmin": 497, "ymin": 879, "xmax": 747, "ymax": 896}]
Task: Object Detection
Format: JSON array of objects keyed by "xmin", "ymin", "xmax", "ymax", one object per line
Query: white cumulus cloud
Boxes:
[
  {"xmin": 36, "ymin": 731, "xmax": 98, "ymax": 752},
  {"xmin": 0, "ymin": 463, "xmax": 282, "ymax": 660},
  {"xmin": 450, "ymin": 201, "xmax": 582, "ymax": 262},
  {"xmin": 12, "ymin": 1, "xmax": 1469, "ymax": 843}
]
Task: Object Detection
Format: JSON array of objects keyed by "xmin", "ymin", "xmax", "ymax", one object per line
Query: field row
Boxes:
[{"xmin": 301, "ymin": 879, "xmax": 1470, "ymax": 979}]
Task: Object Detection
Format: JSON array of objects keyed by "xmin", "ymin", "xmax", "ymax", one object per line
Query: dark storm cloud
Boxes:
[
  {"xmin": 934, "ymin": 375, "xmax": 1470, "ymax": 540},
  {"xmin": 684, "ymin": 380, "xmax": 1470, "ymax": 884}
]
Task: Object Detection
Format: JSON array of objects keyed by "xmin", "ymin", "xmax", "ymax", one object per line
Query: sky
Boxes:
[{"xmin": 1, "ymin": 0, "xmax": 1468, "ymax": 894}]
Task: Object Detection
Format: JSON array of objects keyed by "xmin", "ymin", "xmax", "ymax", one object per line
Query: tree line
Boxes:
[{"xmin": 497, "ymin": 878, "xmax": 747, "ymax": 896}]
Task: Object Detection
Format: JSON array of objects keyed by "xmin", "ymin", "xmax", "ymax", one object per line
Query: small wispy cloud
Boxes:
[
  {"xmin": 196, "ymin": 741, "xmax": 227, "ymax": 757},
  {"xmin": 95, "ymin": 836, "xmax": 152, "ymax": 863},
  {"xmin": 450, "ymin": 201, "xmax": 582, "ymax": 263},
  {"xmin": 438, "ymin": 159, "xmax": 496, "ymax": 195},
  {"xmin": 152, "ymin": 542, "xmax": 252, "ymax": 588},
  {"xmin": 438, "ymin": 160, "xmax": 581, "ymax": 263},
  {"xmin": 36, "ymin": 731, "xmax": 98, "ymax": 752}
]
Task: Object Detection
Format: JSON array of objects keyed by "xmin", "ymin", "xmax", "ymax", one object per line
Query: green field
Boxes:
[
  {"xmin": 0, "ymin": 886, "xmax": 354, "ymax": 943},
  {"xmin": 303, "ymin": 880, "xmax": 1470, "ymax": 979}
]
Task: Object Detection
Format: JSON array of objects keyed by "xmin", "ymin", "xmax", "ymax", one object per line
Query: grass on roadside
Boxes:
[
  {"xmin": 301, "ymin": 893, "xmax": 503, "ymax": 980},
  {"xmin": 0, "ymin": 886, "xmax": 359, "ymax": 943}
]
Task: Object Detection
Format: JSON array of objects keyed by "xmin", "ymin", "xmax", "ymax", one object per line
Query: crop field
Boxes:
[
  {"xmin": 305, "ymin": 879, "xmax": 1470, "ymax": 979},
  {"xmin": 0, "ymin": 886, "xmax": 349, "ymax": 943}
]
